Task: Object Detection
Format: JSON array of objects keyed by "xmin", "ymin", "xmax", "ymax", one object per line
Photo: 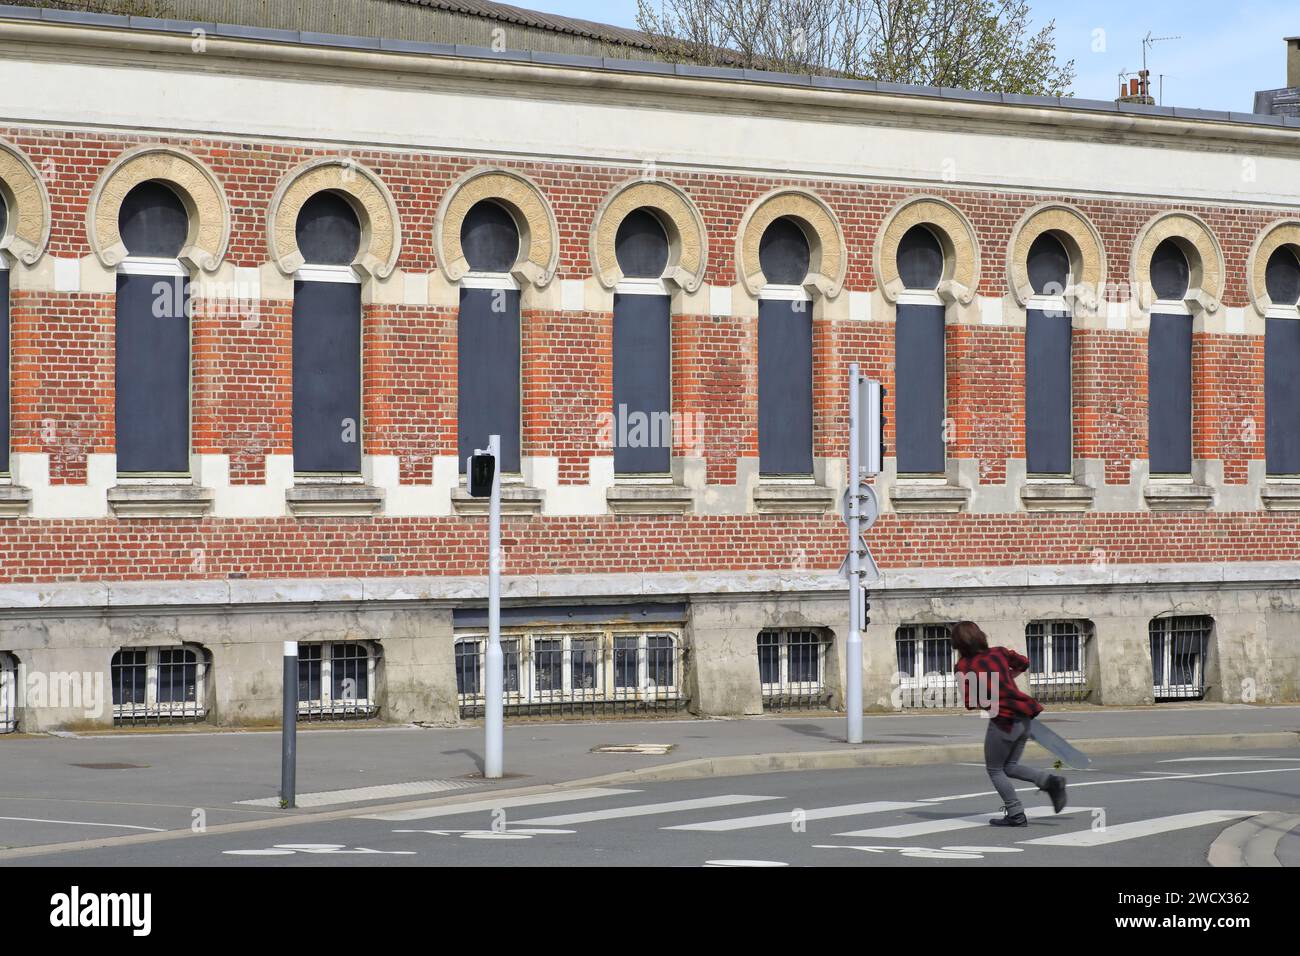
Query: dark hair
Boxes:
[{"xmin": 949, "ymin": 621, "xmax": 989, "ymax": 658}]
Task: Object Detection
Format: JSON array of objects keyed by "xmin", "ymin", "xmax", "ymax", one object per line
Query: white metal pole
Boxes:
[
  {"xmin": 846, "ymin": 365, "xmax": 863, "ymax": 744},
  {"xmin": 484, "ymin": 434, "xmax": 504, "ymax": 779}
]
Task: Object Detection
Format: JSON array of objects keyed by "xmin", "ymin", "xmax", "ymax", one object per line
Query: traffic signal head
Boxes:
[{"xmin": 467, "ymin": 452, "xmax": 496, "ymax": 498}]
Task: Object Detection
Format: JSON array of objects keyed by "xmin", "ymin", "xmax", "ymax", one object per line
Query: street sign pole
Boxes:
[
  {"xmin": 846, "ymin": 365, "xmax": 864, "ymax": 745},
  {"xmin": 484, "ymin": 434, "xmax": 504, "ymax": 780}
]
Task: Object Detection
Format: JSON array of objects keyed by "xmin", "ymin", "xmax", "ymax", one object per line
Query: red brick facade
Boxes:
[{"xmin": 1, "ymin": 126, "xmax": 1294, "ymax": 586}]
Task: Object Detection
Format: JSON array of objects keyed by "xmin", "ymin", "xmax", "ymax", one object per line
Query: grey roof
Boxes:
[
  {"xmin": 1, "ymin": 3, "xmax": 1295, "ymax": 131},
  {"xmin": 400, "ymin": 0, "xmax": 656, "ymax": 50}
]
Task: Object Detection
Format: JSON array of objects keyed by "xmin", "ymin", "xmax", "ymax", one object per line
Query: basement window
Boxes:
[
  {"xmin": 111, "ymin": 646, "xmax": 207, "ymax": 723},
  {"xmin": 1026, "ymin": 620, "xmax": 1090, "ymax": 703},
  {"xmin": 297, "ymin": 641, "xmax": 379, "ymax": 720},
  {"xmin": 894, "ymin": 624, "xmax": 958, "ymax": 707},
  {"xmin": 1150, "ymin": 616, "xmax": 1212, "ymax": 701},
  {"xmin": 757, "ymin": 629, "xmax": 831, "ymax": 710},
  {"xmin": 0, "ymin": 651, "xmax": 16, "ymax": 733},
  {"xmin": 454, "ymin": 627, "xmax": 685, "ymax": 717}
]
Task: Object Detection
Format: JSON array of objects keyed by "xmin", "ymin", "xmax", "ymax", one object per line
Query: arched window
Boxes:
[
  {"xmin": 894, "ymin": 225, "xmax": 947, "ymax": 475},
  {"xmin": 1150, "ymin": 238, "xmax": 1190, "ymax": 301},
  {"xmin": 1148, "ymin": 239, "xmax": 1194, "ymax": 476},
  {"xmin": 458, "ymin": 200, "xmax": 522, "ymax": 474},
  {"xmin": 0, "ymin": 194, "xmax": 9, "ymax": 477},
  {"xmin": 757, "ymin": 217, "xmax": 813, "ymax": 477},
  {"xmin": 115, "ymin": 180, "xmax": 191, "ymax": 475},
  {"xmin": 612, "ymin": 209, "xmax": 673, "ymax": 475},
  {"xmin": 1265, "ymin": 245, "xmax": 1300, "ymax": 475},
  {"xmin": 292, "ymin": 191, "xmax": 363, "ymax": 475},
  {"xmin": 1025, "ymin": 232, "xmax": 1073, "ymax": 475}
]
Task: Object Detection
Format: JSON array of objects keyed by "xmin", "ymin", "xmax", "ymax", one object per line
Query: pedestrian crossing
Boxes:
[
  {"xmin": 836, "ymin": 805, "xmax": 1099, "ymax": 839},
  {"xmin": 359, "ymin": 785, "xmax": 1266, "ymax": 855}
]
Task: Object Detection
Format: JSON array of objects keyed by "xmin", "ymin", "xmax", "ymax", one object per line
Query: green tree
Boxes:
[{"xmin": 636, "ymin": 0, "xmax": 1075, "ymax": 96}]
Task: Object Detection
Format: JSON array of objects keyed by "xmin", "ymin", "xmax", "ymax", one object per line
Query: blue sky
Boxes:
[{"xmin": 533, "ymin": 1, "xmax": 1296, "ymax": 112}]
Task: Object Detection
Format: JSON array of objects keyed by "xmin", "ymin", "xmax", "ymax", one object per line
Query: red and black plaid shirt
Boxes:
[{"xmin": 955, "ymin": 646, "xmax": 1042, "ymax": 728}]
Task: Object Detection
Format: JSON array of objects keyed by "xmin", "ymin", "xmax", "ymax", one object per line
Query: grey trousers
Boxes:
[{"xmin": 984, "ymin": 717, "xmax": 1052, "ymax": 815}]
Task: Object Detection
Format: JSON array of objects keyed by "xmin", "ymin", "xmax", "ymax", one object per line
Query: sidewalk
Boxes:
[{"xmin": 3, "ymin": 703, "xmax": 1297, "ymax": 814}]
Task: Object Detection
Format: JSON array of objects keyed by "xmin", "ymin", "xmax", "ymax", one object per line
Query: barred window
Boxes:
[
  {"xmin": 0, "ymin": 651, "xmax": 16, "ymax": 733},
  {"xmin": 454, "ymin": 628, "xmax": 684, "ymax": 717},
  {"xmin": 297, "ymin": 641, "xmax": 379, "ymax": 720},
  {"xmin": 757, "ymin": 629, "xmax": 830, "ymax": 710},
  {"xmin": 1150, "ymin": 616, "xmax": 1211, "ymax": 701},
  {"xmin": 111, "ymin": 646, "xmax": 206, "ymax": 723},
  {"xmin": 894, "ymin": 624, "xmax": 958, "ymax": 707},
  {"xmin": 1026, "ymin": 620, "xmax": 1090, "ymax": 703}
]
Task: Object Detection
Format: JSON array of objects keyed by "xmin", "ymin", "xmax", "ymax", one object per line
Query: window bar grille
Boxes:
[
  {"xmin": 1150, "ymin": 616, "xmax": 1211, "ymax": 701},
  {"xmin": 455, "ymin": 631, "xmax": 687, "ymax": 718},
  {"xmin": 0, "ymin": 654, "xmax": 16, "ymax": 733},
  {"xmin": 757, "ymin": 629, "xmax": 833, "ymax": 711},
  {"xmin": 895, "ymin": 624, "xmax": 958, "ymax": 708},
  {"xmin": 1026, "ymin": 621, "xmax": 1091, "ymax": 703}
]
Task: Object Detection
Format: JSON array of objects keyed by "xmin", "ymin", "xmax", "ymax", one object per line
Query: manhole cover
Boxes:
[
  {"xmin": 591, "ymin": 744, "xmax": 674, "ymax": 755},
  {"xmin": 70, "ymin": 762, "xmax": 150, "ymax": 770}
]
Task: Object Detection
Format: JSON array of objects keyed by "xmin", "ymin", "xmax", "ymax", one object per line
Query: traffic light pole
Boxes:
[
  {"xmin": 484, "ymin": 433, "xmax": 503, "ymax": 780},
  {"xmin": 846, "ymin": 365, "xmax": 864, "ymax": 745}
]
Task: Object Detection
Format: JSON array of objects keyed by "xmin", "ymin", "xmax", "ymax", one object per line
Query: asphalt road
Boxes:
[{"xmin": 6, "ymin": 747, "xmax": 1298, "ymax": 867}]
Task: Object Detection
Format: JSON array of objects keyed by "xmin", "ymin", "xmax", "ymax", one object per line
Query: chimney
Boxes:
[{"xmin": 1289, "ymin": 37, "xmax": 1300, "ymax": 88}]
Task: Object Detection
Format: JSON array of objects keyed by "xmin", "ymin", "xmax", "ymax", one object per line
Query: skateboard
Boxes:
[{"xmin": 1029, "ymin": 718, "xmax": 1092, "ymax": 769}]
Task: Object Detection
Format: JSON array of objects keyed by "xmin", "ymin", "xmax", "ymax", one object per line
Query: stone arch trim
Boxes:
[
  {"xmin": 435, "ymin": 168, "xmax": 558, "ymax": 287},
  {"xmin": 1007, "ymin": 202, "xmax": 1106, "ymax": 312},
  {"xmin": 736, "ymin": 187, "xmax": 845, "ymax": 299},
  {"xmin": 87, "ymin": 145, "xmax": 230, "ymax": 272},
  {"xmin": 268, "ymin": 157, "xmax": 401, "ymax": 279},
  {"xmin": 591, "ymin": 179, "xmax": 708, "ymax": 292},
  {"xmin": 1131, "ymin": 211, "xmax": 1223, "ymax": 313},
  {"xmin": 0, "ymin": 138, "xmax": 51, "ymax": 265},
  {"xmin": 1247, "ymin": 219, "xmax": 1300, "ymax": 315},
  {"xmin": 875, "ymin": 196, "xmax": 980, "ymax": 304}
]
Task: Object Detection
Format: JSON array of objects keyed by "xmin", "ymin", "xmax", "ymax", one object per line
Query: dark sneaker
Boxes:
[
  {"xmin": 1045, "ymin": 774, "xmax": 1068, "ymax": 813},
  {"xmin": 989, "ymin": 811, "xmax": 1028, "ymax": 827}
]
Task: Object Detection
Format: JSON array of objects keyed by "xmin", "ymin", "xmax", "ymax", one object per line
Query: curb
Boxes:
[
  {"xmin": 1208, "ymin": 812, "xmax": 1300, "ymax": 867},
  {"xmin": 563, "ymin": 731, "xmax": 1300, "ymax": 787}
]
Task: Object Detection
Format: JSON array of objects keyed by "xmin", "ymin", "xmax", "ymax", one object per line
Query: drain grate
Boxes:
[
  {"xmin": 70, "ymin": 762, "xmax": 150, "ymax": 770},
  {"xmin": 591, "ymin": 743, "xmax": 674, "ymax": 755}
]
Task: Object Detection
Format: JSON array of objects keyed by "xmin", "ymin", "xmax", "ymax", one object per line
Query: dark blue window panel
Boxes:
[
  {"xmin": 0, "ymin": 271, "xmax": 8, "ymax": 473},
  {"xmin": 757, "ymin": 298, "xmax": 812, "ymax": 475},
  {"xmin": 613, "ymin": 292, "xmax": 671, "ymax": 473},
  {"xmin": 759, "ymin": 217, "xmax": 809, "ymax": 285},
  {"xmin": 615, "ymin": 209, "xmax": 669, "ymax": 279},
  {"xmin": 0, "ymin": 196, "xmax": 7, "ymax": 237},
  {"xmin": 115, "ymin": 272, "xmax": 190, "ymax": 472},
  {"xmin": 897, "ymin": 225, "xmax": 944, "ymax": 290},
  {"xmin": 1027, "ymin": 233, "xmax": 1070, "ymax": 295},
  {"xmin": 1025, "ymin": 308, "xmax": 1072, "ymax": 474},
  {"xmin": 1148, "ymin": 312, "xmax": 1193, "ymax": 474},
  {"xmin": 296, "ymin": 191, "xmax": 361, "ymax": 266},
  {"xmin": 461, "ymin": 201, "xmax": 519, "ymax": 273},
  {"xmin": 1266, "ymin": 317, "xmax": 1300, "ymax": 474},
  {"xmin": 118, "ymin": 181, "xmax": 188, "ymax": 259},
  {"xmin": 894, "ymin": 302, "xmax": 946, "ymax": 473},
  {"xmin": 1265, "ymin": 246, "xmax": 1300, "ymax": 306},
  {"xmin": 458, "ymin": 287, "xmax": 521, "ymax": 473},
  {"xmin": 292, "ymin": 280, "xmax": 362, "ymax": 473},
  {"xmin": 1151, "ymin": 239, "xmax": 1190, "ymax": 301}
]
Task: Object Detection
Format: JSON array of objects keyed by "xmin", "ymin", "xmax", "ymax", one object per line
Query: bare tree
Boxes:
[{"xmin": 636, "ymin": 0, "xmax": 1076, "ymax": 96}]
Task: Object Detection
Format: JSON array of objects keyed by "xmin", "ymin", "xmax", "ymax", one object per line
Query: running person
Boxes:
[{"xmin": 950, "ymin": 621, "xmax": 1068, "ymax": 827}]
